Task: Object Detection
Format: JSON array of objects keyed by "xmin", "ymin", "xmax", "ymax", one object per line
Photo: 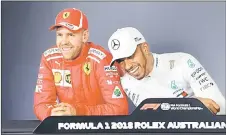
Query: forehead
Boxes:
[{"xmin": 56, "ymin": 27, "xmax": 73, "ymax": 33}]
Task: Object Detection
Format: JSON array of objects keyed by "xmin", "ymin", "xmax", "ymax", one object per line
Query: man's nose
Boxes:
[{"xmin": 61, "ymin": 36, "xmax": 69, "ymax": 45}]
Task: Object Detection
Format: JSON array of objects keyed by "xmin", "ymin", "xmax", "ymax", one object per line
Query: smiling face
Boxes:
[
  {"xmin": 117, "ymin": 43, "xmax": 153, "ymax": 80},
  {"xmin": 56, "ymin": 27, "xmax": 89, "ymax": 60}
]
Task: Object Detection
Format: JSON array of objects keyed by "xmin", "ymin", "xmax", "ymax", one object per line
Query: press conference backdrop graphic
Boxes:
[{"xmin": 1, "ymin": 2, "xmax": 225, "ymax": 120}]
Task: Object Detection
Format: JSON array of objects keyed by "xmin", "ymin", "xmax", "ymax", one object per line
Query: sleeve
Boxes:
[
  {"xmin": 73, "ymin": 54, "xmax": 129, "ymax": 116},
  {"xmin": 181, "ymin": 53, "xmax": 226, "ymax": 115},
  {"xmin": 33, "ymin": 55, "xmax": 57, "ymax": 121}
]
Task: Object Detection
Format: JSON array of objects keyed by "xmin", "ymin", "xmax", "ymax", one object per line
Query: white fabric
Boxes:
[{"xmin": 121, "ymin": 52, "xmax": 226, "ymax": 115}]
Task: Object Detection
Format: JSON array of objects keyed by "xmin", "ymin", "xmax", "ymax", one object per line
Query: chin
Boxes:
[
  {"xmin": 135, "ymin": 73, "xmax": 145, "ymax": 80},
  {"xmin": 63, "ymin": 55, "xmax": 74, "ymax": 60}
]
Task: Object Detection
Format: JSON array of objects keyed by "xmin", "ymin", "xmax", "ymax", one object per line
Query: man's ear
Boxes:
[
  {"xmin": 141, "ymin": 42, "xmax": 150, "ymax": 55},
  {"xmin": 82, "ymin": 29, "xmax": 89, "ymax": 43}
]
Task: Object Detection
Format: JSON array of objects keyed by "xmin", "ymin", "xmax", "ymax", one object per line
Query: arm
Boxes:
[
  {"xmin": 181, "ymin": 53, "xmax": 226, "ymax": 115},
  {"xmin": 73, "ymin": 55, "xmax": 129, "ymax": 115},
  {"xmin": 33, "ymin": 55, "xmax": 57, "ymax": 121}
]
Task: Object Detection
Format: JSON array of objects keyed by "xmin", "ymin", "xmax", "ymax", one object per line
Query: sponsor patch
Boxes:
[
  {"xmin": 44, "ymin": 48, "xmax": 61, "ymax": 57},
  {"xmin": 65, "ymin": 73, "xmax": 71, "ymax": 84},
  {"xmin": 106, "ymin": 80, "xmax": 120, "ymax": 85},
  {"xmin": 54, "ymin": 72, "xmax": 62, "ymax": 84},
  {"xmin": 112, "ymin": 86, "xmax": 123, "ymax": 98},
  {"xmin": 191, "ymin": 67, "xmax": 203, "ymax": 78},
  {"xmin": 106, "ymin": 72, "xmax": 119, "ymax": 77},
  {"xmin": 52, "ymin": 69, "xmax": 72, "ymax": 87},
  {"xmin": 198, "ymin": 76, "xmax": 209, "ymax": 85},
  {"xmin": 37, "ymin": 79, "xmax": 43, "ymax": 85},
  {"xmin": 38, "ymin": 74, "xmax": 43, "ymax": 79},
  {"xmin": 35, "ymin": 85, "xmax": 42, "ymax": 93},
  {"xmin": 83, "ymin": 62, "xmax": 91, "ymax": 75},
  {"xmin": 200, "ymin": 82, "xmax": 214, "ymax": 91},
  {"xmin": 88, "ymin": 48, "xmax": 106, "ymax": 60},
  {"xmin": 104, "ymin": 66, "xmax": 117, "ymax": 72}
]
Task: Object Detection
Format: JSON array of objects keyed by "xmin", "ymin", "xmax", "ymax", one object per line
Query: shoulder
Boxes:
[
  {"xmin": 156, "ymin": 52, "xmax": 195, "ymax": 60},
  {"xmin": 157, "ymin": 52, "xmax": 198, "ymax": 63},
  {"xmin": 87, "ymin": 42, "xmax": 113, "ymax": 64},
  {"xmin": 42, "ymin": 45, "xmax": 63, "ymax": 61}
]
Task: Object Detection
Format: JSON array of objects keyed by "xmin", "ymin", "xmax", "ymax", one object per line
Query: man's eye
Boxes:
[
  {"xmin": 116, "ymin": 59, "xmax": 124, "ymax": 63},
  {"xmin": 56, "ymin": 33, "xmax": 62, "ymax": 36},
  {"xmin": 69, "ymin": 33, "xmax": 74, "ymax": 36}
]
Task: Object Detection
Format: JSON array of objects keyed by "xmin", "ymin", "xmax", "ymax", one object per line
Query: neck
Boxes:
[{"xmin": 145, "ymin": 53, "xmax": 154, "ymax": 77}]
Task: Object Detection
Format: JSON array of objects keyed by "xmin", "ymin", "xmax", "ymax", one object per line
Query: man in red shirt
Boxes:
[{"xmin": 33, "ymin": 8, "xmax": 128, "ymax": 121}]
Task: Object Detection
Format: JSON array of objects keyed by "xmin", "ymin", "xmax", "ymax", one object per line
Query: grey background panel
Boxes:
[{"xmin": 2, "ymin": 2, "xmax": 225, "ymax": 120}]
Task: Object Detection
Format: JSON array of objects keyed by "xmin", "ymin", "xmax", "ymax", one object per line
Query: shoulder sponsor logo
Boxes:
[
  {"xmin": 200, "ymin": 82, "xmax": 214, "ymax": 91},
  {"xmin": 191, "ymin": 67, "xmax": 203, "ymax": 78},
  {"xmin": 195, "ymin": 72, "xmax": 206, "ymax": 80},
  {"xmin": 187, "ymin": 59, "xmax": 195, "ymax": 68},
  {"xmin": 83, "ymin": 62, "xmax": 91, "ymax": 75},
  {"xmin": 44, "ymin": 48, "xmax": 61, "ymax": 57},
  {"xmin": 198, "ymin": 77, "xmax": 209, "ymax": 85},
  {"xmin": 112, "ymin": 86, "xmax": 123, "ymax": 98},
  {"xmin": 88, "ymin": 48, "xmax": 106, "ymax": 60},
  {"xmin": 104, "ymin": 66, "xmax": 117, "ymax": 72}
]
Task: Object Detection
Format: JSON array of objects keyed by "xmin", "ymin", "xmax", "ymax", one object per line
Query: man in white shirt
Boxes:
[{"xmin": 107, "ymin": 27, "xmax": 226, "ymax": 115}]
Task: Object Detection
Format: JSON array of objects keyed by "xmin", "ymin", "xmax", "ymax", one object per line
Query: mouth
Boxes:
[
  {"xmin": 61, "ymin": 47, "xmax": 73, "ymax": 52},
  {"xmin": 129, "ymin": 66, "xmax": 139, "ymax": 74}
]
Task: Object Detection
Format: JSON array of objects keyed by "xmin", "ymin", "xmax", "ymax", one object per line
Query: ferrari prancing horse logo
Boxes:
[
  {"xmin": 63, "ymin": 12, "xmax": 70, "ymax": 19},
  {"xmin": 83, "ymin": 62, "xmax": 91, "ymax": 75}
]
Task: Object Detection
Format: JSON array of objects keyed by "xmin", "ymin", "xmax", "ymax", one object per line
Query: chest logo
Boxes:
[
  {"xmin": 65, "ymin": 73, "xmax": 71, "ymax": 84},
  {"xmin": 83, "ymin": 62, "xmax": 91, "ymax": 75},
  {"xmin": 54, "ymin": 72, "xmax": 62, "ymax": 84}
]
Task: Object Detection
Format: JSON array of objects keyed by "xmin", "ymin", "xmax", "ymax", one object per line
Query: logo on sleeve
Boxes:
[
  {"xmin": 83, "ymin": 62, "xmax": 91, "ymax": 75},
  {"xmin": 187, "ymin": 59, "xmax": 195, "ymax": 68},
  {"xmin": 44, "ymin": 48, "xmax": 61, "ymax": 57},
  {"xmin": 112, "ymin": 86, "xmax": 123, "ymax": 98},
  {"xmin": 88, "ymin": 48, "xmax": 106, "ymax": 60},
  {"xmin": 104, "ymin": 66, "xmax": 117, "ymax": 72}
]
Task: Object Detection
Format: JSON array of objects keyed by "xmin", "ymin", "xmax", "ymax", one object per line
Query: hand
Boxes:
[
  {"xmin": 51, "ymin": 102, "xmax": 76, "ymax": 116},
  {"xmin": 140, "ymin": 103, "xmax": 161, "ymax": 110},
  {"xmin": 196, "ymin": 97, "xmax": 220, "ymax": 115}
]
